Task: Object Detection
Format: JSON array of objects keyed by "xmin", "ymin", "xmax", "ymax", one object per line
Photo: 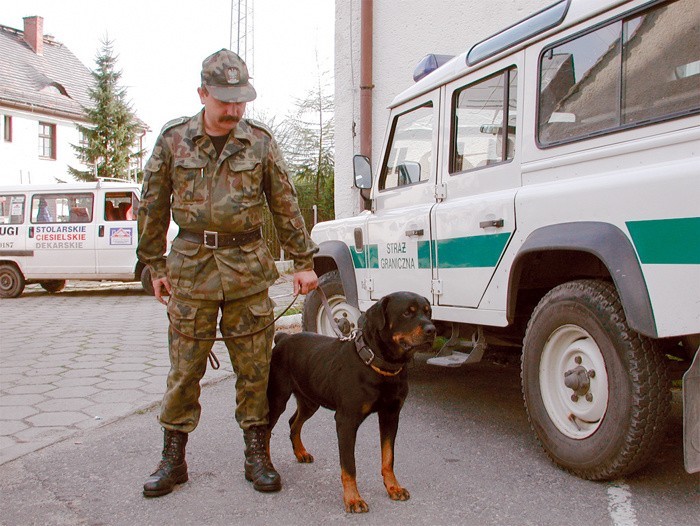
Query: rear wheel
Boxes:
[
  {"xmin": 522, "ymin": 279, "xmax": 670, "ymax": 480},
  {"xmin": 0, "ymin": 264, "xmax": 25, "ymax": 298},
  {"xmin": 302, "ymin": 270, "xmax": 361, "ymax": 336},
  {"xmin": 140, "ymin": 266, "xmax": 155, "ymax": 296},
  {"xmin": 40, "ymin": 280, "xmax": 66, "ymax": 293}
]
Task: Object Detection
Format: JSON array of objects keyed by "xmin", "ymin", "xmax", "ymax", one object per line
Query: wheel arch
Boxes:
[
  {"xmin": 508, "ymin": 222, "xmax": 657, "ymax": 338},
  {"xmin": 312, "ymin": 240, "xmax": 359, "ymax": 308}
]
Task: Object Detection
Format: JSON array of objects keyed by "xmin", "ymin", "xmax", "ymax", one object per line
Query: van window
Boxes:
[
  {"xmin": 105, "ymin": 191, "xmax": 139, "ymax": 221},
  {"xmin": 538, "ymin": 0, "xmax": 700, "ymax": 146},
  {"xmin": 31, "ymin": 193, "xmax": 93, "ymax": 224},
  {"xmin": 379, "ymin": 103, "xmax": 433, "ymax": 191},
  {"xmin": 451, "ymin": 68, "xmax": 517, "ymax": 172},
  {"xmin": 0, "ymin": 195, "xmax": 24, "ymax": 224}
]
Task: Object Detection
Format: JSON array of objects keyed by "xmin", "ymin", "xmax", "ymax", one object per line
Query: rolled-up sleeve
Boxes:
[{"xmin": 137, "ymin": 136, "xmax": 173, "ymax": 280}]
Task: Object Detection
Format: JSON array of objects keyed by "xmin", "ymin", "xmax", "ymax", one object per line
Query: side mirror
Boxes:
[{"xmin": 353, "ymin": 155, "xmax": 373, "ymax": 189}]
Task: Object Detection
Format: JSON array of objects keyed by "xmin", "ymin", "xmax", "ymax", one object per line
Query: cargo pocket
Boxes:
[
  {"xmin": 240, "ymin": 238, "xmax": 279, "ymax": 285},
  {"xmin": 166, "ymin": 239, "xmax": 202, "ymax": 292},
  {"xmin": 227, "ymin": 158, "xmax": 263, "ymax": 202},
  {"xmin": 167, "ymin": 300, "xmax": 199, "ymax": 363}
]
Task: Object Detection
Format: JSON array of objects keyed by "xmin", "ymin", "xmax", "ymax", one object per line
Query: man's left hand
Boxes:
[{"xmin": 293, "ymin": 270, "xmax": 318, "ymax": 295}]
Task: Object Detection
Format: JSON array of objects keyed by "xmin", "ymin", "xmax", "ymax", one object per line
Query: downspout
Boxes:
[{"xmin": 360, "ymin": 0, "xmax": 373, "ymax": 159}]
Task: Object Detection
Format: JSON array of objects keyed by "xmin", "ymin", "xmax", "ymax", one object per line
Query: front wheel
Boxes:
[
  {"xmin": 302, "ymin": 270, "xmax": 361, "ymax": 336},
  {"xmin": 522, "ymin": 279, "xmax": 670, "ymax": 480},
  {"xmin": 0, "ymin": 264, "xmax": 25, "ymax": 298}
]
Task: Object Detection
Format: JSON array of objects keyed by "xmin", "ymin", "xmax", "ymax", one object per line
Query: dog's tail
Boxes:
[{"xmin": 273, "ymin": 331, "xmax": 289, "ymax": 346}]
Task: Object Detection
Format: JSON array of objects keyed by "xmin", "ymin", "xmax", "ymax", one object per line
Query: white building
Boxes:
[
  {"xmin": 0, "ymin": 16, "xmax": 145, "ymax": 185},
  {"xmin": 334, "ymin": 0, "xmax": 550, "ymax": 219}
]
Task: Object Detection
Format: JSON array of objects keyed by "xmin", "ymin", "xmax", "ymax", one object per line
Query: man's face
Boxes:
[{"xmin": 198, "ymin": 86, "xmax": 246, "ymax": 135}]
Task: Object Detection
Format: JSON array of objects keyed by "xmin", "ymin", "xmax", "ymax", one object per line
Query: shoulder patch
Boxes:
[
  {"xmin": 160, "ymin": 116, "xmax": 189, "ymax": 134},
  {"xmin": 246, "ymin": 118, "xmax": 274, "ymax": 138}
]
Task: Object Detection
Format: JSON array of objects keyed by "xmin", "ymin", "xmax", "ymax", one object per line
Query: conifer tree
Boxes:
[{"xmin": 69, "ymin": 39, "xmax": 142, "ymax": 182}]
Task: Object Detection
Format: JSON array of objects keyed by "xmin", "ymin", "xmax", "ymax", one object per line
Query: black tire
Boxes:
[
  {"xmin": 140, "ymin": 266, "xmax": 155, "ymax": 296},
  {"xmin": 0, "ymin": 264, "xmax": 26, "ymax": 299},
  {"xmin": 522, "ymin": 279, "xmax": 671, "ymax": 480},
  {"xmin": 40, "ymin": 280, "xmax": 66, "ymax": 293},
  {"xmin": 302, "ymin": 270, "xmax": 361, "ymax": 336}
]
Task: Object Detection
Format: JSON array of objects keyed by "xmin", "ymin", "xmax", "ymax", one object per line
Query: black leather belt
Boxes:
[{"xmin": 177, "ymin": 228, "xmax": 262, "ymax": 249}]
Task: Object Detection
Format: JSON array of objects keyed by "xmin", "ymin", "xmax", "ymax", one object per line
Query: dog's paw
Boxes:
[
  {"xmin": 294, "ymin": 451, "xmax": 314, "ymax": 463},
  {"xmin": 344, "ymin": 498, "xmax": 370, "ymax": 513},
  {"xmin": 387, "ymin": 486, "xmax": 410, "ymax": 501}
]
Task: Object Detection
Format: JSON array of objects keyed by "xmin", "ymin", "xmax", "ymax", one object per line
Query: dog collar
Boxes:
[{"xmin": 353, "ymin": 331, "xmax": 404, "ymax": 377}]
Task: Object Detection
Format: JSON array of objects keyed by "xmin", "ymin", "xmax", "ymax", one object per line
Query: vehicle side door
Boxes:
[
  {"xmin": 96, "ymin": 190, "xmax": 139, "ymax": 275},
  {"xmin": 28, "ymin": 191, "xmax": 97, "ymax": 277},
  {"xmin": 365, "ymin": 90, "xmax": 439, "ymax": 301},
  {"xmin": 432, "ymin": 60, "xmax": 521, "ymax": 308}
]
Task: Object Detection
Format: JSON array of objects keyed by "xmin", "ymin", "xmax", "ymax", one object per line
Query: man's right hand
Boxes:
[{"xmin": 153, "ymin": 276, "xmax": 172, "ymax": 305}]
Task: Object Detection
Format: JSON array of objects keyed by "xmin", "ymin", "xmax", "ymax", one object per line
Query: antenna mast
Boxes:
[{"xmin": 230, "ymin": 0, "xmax": 255, "ymax": 80}]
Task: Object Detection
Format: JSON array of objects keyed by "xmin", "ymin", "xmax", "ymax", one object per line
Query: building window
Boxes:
[
  {"xmin": 38, "ymin": 122, "xmax": 57, "ymax": 159},
  {"xmin": 3, "ymin": 116, "xmax": 11, "ymax": 142}
]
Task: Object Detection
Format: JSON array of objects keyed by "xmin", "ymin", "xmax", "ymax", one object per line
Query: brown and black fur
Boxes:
[{"xmin": 267, "ymin": 291, "xmax": 435, "ymax": 513}]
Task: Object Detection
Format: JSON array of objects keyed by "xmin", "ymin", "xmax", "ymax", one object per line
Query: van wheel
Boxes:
[
  {"xmin": 140, "ymin": 266, "xmax": 155, "ymax": 296},
  {"xmin": 522, "ymin": 279, "xmax": 670, "ymax": 480},
  {"xmin": 302, "ymin": 270, "xmax": 361, "ymax": 336},
  {"xmin": 0, "ymin": 264, "xmax": 26, "ymax": 298},
  {"xmin": 40, "ymin": 280, "xmax": 66, "ymax": 293}
]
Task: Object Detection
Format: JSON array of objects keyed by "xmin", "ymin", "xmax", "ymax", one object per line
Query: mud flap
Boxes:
[{"xmin": 683, "ymin": 347, "xmax": 700, "ymax": 473}]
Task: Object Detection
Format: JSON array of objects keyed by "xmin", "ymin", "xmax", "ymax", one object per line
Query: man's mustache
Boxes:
[{"xmin": 219, "ymin": 115, "xmax": 238, "ymax": 123}]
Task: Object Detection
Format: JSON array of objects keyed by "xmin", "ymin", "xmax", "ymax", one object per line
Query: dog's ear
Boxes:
[{"xmin": 365, "ymin": 296, "xmax": 389, "ymax": 331}]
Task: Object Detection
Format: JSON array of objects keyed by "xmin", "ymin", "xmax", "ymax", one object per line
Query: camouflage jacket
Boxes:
[{"xmin": 137, "ymin": 110, "xmax": 317, "ymax": 301}]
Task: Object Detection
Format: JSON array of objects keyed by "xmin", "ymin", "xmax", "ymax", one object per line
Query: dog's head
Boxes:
[{"xmin": 360, "ymin": 291, "xmax": 436, "ymax": 362}]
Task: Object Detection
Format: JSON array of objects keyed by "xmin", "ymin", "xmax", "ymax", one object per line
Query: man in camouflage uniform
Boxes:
[{"xmin": 138, "ymin": 49, "xmax": 318, "ymax": 498}]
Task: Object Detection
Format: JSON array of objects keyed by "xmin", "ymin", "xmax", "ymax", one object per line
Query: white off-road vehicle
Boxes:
[{"xmin": 305, "ymin": 0, "xmax": 699, "ymax": 479}]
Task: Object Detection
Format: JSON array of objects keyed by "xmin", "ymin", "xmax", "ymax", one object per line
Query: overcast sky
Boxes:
[{"xmin": 2, "ymin": 0, "xmax": 335, "ymax": 154}]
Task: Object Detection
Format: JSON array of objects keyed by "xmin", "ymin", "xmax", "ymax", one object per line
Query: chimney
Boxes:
[{"xmin": 23, "ymin": 16, "xmax": 44, "ymax": 55}]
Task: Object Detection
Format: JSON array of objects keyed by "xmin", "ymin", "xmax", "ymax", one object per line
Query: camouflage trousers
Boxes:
[{"xmin": 159, "ymin": 289, "xmax": 275, "ymax": 433}]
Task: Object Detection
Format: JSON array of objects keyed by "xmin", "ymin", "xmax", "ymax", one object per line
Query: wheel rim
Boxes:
[
  {"xmin": 315, "ymin": 293, "xmax": 361, "ymax": 337},
  {"xmin": 539, "ymin": 324, "xmax": 609, "ymax": 439},
  {"xmin": 0, "ymin": 271, "xmax": 15, "ymax": 293}
]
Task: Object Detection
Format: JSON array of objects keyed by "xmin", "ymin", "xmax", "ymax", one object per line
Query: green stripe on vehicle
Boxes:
[
  {"xmin": 435, "ymin": 232, "xmax": 511, "ymax": 268},
  {"xmin": 627, "ymin": 217, "xmax": 700, "ymax": 264}
]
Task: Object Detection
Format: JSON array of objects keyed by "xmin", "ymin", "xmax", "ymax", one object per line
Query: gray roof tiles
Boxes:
[{"xmin": 0, "ymin": 23, "xmax": 93, "ymax": 119}]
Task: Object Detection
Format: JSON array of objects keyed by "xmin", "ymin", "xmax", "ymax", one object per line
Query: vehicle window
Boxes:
[
  {"xmin": 31, "ymin": 193, "xmax": 94, "ymax": 224},
  {"xmin": 105, "ymin": 191, "xmax": 138, "ymax": 221},
  {"xmin": 0, "ymin": 195, "xmax": 25, "ymax": 224},
  {"xmin": 452, "ymin": 68, "xmax": 517, "ymax": 173},
  {"xmin": 539, "ymin": 0, "xmax": 700, "ymax": 145},
  {"xmin": 379, "ymin": 103, "xmax": 433, "ymax": 191}
]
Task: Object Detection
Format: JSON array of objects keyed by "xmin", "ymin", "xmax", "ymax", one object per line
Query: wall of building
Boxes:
[
  {"xmin": 0, "ymin": 108, "xmax": 87, "ymax": 185},
  {"xmin": 334, "ymin": 0, "xmax": 549, "ymax": 219}
]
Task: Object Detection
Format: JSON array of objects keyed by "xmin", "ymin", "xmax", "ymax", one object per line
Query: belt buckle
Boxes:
[{"xmin": 203, "ymin": 230, "xmax": 218, "ymax": 249}]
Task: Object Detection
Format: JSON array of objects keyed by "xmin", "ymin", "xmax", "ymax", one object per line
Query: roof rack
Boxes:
[{"xmin": 466, "ymin": 0, "xmax": 571, "ymax": 66}]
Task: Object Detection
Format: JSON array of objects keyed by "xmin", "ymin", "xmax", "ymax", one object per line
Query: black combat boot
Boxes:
[
  {"xmin": 143, "ymin": 429, "xmax": 189, "ymax": 498},
  {"xmin": 243, "ymin": 426, "xmax": 282, "ymax": 492}
]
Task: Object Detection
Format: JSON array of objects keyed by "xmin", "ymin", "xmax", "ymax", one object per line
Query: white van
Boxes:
[
  {"xmin": 0, "ymin": 180, "xmax": 164, "ymax": 297},
  {"xmin": 306, "ymin": 0, "xmax": 699, "ymax": 478}
]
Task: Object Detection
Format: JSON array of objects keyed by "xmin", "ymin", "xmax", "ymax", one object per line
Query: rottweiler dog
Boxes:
[{"xmin": 268, "ymin": 291, "xmax": 436, "ymax": 513}]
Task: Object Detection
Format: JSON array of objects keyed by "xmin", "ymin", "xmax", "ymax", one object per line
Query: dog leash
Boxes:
[{"xmin": 167, "ymin": 292, "xmax": 300, "ymax": 370}]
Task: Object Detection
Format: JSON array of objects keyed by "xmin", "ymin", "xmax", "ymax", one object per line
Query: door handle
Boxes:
[
  {"xmin": 99, "ymin": 225, "xmax": 105, "ymax": 237},
  {"xmin": 405, "ymin": 229, "xmax": 424, "ymax": 237},
  {"xmin": 479, "ymin": 219, "xmax": 504, "ymax": 229}
]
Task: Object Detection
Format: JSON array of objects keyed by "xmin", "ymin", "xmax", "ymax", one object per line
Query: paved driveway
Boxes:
[{"xmin": 0, "ymin": 277, "xmax": 299, "ymax": 465}]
